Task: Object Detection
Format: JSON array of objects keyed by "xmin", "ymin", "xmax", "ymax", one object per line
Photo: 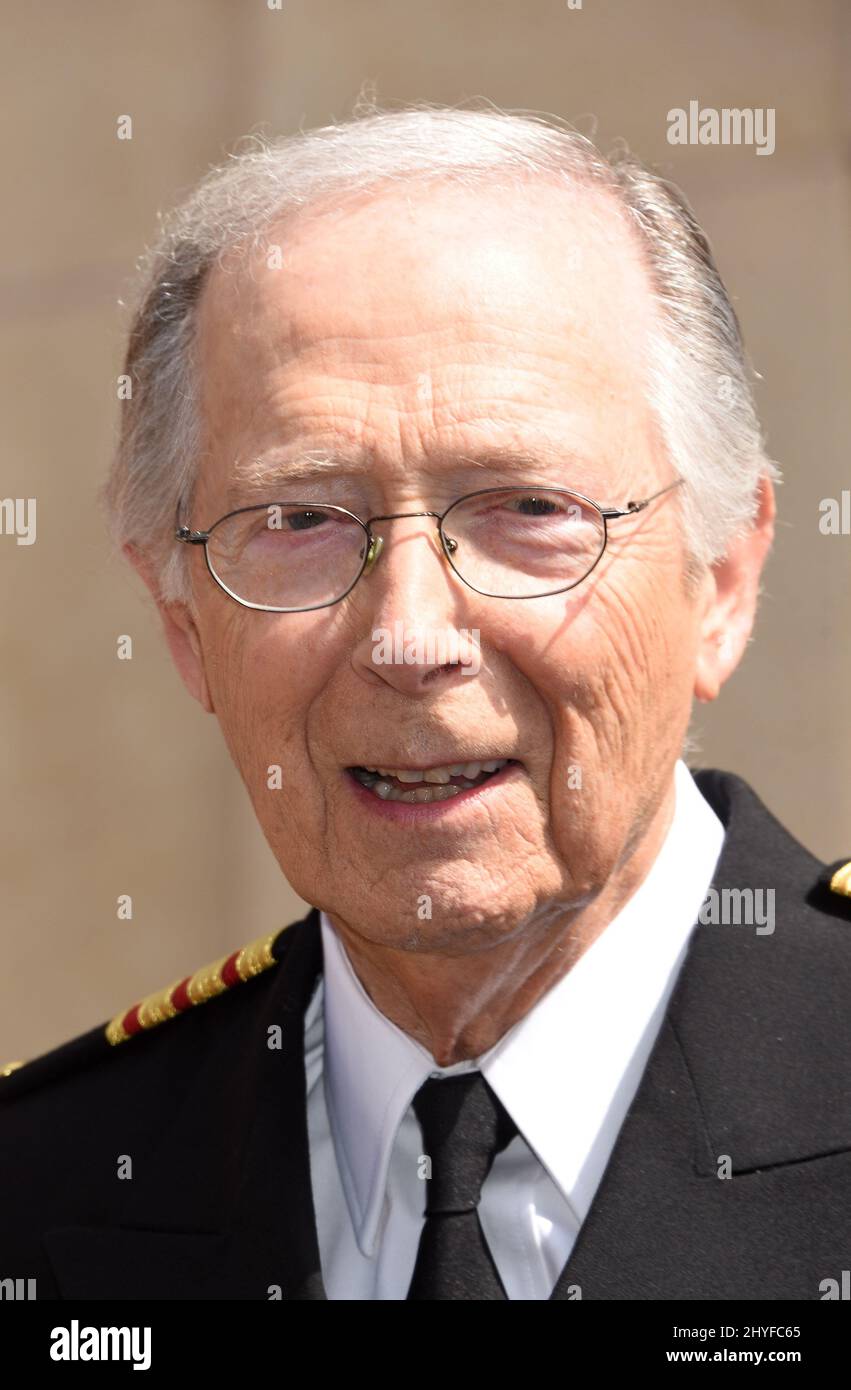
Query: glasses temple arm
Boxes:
[{"xmin": 600, "ymin": 477, "xmax": 685, "ymax": 519}]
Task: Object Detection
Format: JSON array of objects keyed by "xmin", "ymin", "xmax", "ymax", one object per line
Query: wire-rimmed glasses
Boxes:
[{"xmin": 175, "ymin": 479, "xmax": 685, "ymax": 613}]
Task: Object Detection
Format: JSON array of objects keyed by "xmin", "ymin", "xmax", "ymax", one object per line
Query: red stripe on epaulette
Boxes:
[
  {"xmin": 123, "ymin": 1006, "xmax": 143, "ymax": 1037},
  {"xmin": 171, "ymin": 977, "xmax": 193, "ymax": 1012},
  {"xmin": 221, "ymin": 951, "xmax": 242, "ymax": 988}
]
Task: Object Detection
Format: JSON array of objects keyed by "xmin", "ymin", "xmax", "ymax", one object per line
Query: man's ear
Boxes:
[
  {"xmin": 694, "ymin": 473, "xmax": 776, "ymax": 704},
  {"xmin": 123, "ymin": 542, "xmax": 215, "ymax": 714}
]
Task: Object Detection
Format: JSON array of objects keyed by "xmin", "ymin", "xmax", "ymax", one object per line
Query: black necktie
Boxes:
[{"xmin": 406, "ymin": 1071, "xmax": 519, "ymax": 1300}]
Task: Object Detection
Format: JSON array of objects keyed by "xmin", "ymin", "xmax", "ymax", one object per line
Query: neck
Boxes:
[{"xmin": 327, "ymin": 779, "xmax": 677, "ymax": 1066}]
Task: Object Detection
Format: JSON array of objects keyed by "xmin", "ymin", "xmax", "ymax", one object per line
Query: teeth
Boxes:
[
  {"xmin": 357, "ymin": 757, "xmax": 513, "ymax": 804},
  {"xmin": 423, "ymin": 767, "xmax": 451, "ymax": 784},
  {"xmin": 372, "ymin": 781, "xmax": 464, "ymax": 804},
  {"xmin": 366, "ymin": 758, "xmax": 508, "ymax": 782}
]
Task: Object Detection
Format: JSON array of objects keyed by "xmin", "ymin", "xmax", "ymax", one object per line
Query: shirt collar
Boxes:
[{"xmin": 320, "ymin": 760, "xmax": 725, "ymax": 1254}]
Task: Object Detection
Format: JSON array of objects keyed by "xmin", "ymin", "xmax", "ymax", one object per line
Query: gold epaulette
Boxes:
[
  {"xmin": 105, "ymin": 930, "xmax": 280, "ymax": 1045},
  {"xmin": 1, "ymin": 920, "xmax": 305, "ymax": 1097},
  {"xmin": 829, "ymin": 861, "xmax": 851, "ymax": 898}
]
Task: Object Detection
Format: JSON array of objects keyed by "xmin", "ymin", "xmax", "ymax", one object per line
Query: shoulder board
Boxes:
[
  {"xmin": 105, "ymin": 930, "xmax": 279, "ymax": 1045},
  {"xmin": 826, "ymin": 860, "xmax": 851, "ymax": 898},
  {"xmin": 0, "ymin": 926, "xmax": 290, "ymax": 1101},
  {"xmin": 810, "ymin": 858, "xmax": 851, "ymax": 916}
]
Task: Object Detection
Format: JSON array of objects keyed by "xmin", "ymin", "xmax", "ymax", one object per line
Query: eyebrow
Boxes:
[{"xmin": 224, "ymin": 443, "xmax": 598, "ymax": 508}]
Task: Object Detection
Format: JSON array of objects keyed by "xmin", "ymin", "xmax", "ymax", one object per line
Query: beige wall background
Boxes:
[{"xmin": 2, "ymin": 0, "xmax": 849, "ymax": 1061}]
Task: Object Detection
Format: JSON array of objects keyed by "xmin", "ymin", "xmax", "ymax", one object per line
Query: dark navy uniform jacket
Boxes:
[{"xmin": 2, "ymin": 768, "xmax": 851, "ymax": 1300}]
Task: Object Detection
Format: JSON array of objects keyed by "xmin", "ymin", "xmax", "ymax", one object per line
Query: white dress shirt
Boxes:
[{"xmin": 304, "ymin": 760, "xmax": 725, "ymax": 1299}]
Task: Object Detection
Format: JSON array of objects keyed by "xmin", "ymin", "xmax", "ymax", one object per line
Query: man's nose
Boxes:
[{"xmin": 348, "ymin": 515, "xmax": 480, "ymax": 693}]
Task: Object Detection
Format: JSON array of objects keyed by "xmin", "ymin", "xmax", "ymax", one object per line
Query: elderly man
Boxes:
[{"xmin": 2, "ymin": 105, "xmax": 850, "ymax": 1303}]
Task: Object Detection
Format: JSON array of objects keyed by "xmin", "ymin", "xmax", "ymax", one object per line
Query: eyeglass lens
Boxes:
[{"xmin": 204, "ymin": 490, "xmax": 606, "ymax": 609}]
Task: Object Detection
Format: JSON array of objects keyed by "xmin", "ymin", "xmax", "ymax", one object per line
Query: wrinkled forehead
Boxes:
[{"xmin": 194, "ymin": 176, "xmax": 657, "ymax": 388}]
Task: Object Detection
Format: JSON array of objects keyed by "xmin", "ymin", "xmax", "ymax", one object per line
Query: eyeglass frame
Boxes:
[{"xmin": 174, "ymin": 477, "xmax": 685, "ymax": 613}]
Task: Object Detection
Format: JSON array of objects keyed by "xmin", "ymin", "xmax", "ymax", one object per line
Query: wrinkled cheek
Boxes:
[
  {"xmin": 201, "ymin": 625, "xmax": 284, "ymax": 784},
  {"xmin": 537, "ymin": 633, "xmax": 654, "ymax": 874}
]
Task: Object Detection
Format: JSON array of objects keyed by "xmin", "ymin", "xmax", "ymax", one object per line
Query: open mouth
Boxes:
[{"xmin": 347, "ymin": 758, "xmax": 523, "ymax": 805}]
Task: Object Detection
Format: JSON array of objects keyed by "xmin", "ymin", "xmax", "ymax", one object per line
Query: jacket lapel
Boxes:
[{"xmin": 551, "ymin": 769, "xmax": 851, "ymax": 1298}]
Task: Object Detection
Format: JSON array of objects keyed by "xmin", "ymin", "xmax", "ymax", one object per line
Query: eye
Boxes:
[
  {"xmin": 282, "ymin": 508, "xmax": 329, "ymax": 532},
  {"xmin": 510, "ymin": 495, "xmax": 558, "ymax": 516},
  {"xmin": 504, "ymin": 494, "xmax": 579, "ymax": 519}
]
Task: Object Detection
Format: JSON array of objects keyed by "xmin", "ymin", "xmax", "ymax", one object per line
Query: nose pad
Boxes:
[
  {"xmin": 361, "ymin": 527, "xmax": 454, "ymax": 577},
  {"xmin": 362, "ymin": 534, "xmax": 384, "ymax": 574}
]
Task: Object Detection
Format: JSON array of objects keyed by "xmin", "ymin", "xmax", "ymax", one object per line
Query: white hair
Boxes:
[{"xmin": 103, "ymin": 98, "xmax": 779, "ymax": 605}]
